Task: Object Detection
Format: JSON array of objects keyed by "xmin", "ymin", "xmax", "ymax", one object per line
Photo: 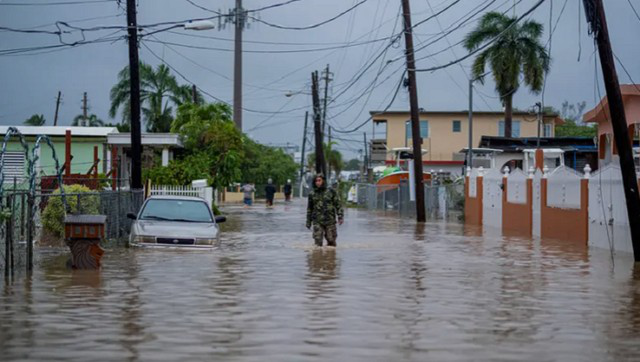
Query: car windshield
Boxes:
[{"xmin": 140, "ymin": 199, "xmax": 213, "ymax": 222}]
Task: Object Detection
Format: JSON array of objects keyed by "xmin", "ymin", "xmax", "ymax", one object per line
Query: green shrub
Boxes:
[{"xmin": 42, "ymin": 184, "xmax": 100, "ymax": 237}]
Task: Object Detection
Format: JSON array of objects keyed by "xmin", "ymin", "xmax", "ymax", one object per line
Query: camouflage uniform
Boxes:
[{"xmin": 306, "ymin": 178, "xmax": 344, "ymax": 246}]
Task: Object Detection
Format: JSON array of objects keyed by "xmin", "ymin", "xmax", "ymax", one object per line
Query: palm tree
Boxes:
[
  {"xmin": 72, "ymin": 114, "xmax": 104, "ymax": 127},
  {"xmin": 464, "ymin": 12, "xmax": 550, "ymax": 138},
  {"xmin": 109, "ymin": 63, "xmax": 204, "ymax": 133},
  {"xmin": 24, "ymin": 114, "xmax": 46, "ymax": 126}
]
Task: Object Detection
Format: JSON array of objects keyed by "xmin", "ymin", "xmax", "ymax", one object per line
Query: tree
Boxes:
[
  {"xmin": 464, "ymin": 12, "xmax": 550, "ymax": 137},
  {"xmin": 344, "ymin": 158, "xmax": 361, "ymax": 171},
  {"xmin": 561, "ymin": 101, "xmax": 587, "ymax": 124},
  {"xmin": 104, "ymin": 122, "xmax": 131, "ymax": 132},
  {"xmin": 72, "ymin": 114, "xmax": 104, "ymax": 127},
  {"xmin": 109, "ymin": 63, "xmax": 203, "ymax": 133},
  {"xmin": 24, "ymin": 114, "xmax": 46, "ymax": 126}
]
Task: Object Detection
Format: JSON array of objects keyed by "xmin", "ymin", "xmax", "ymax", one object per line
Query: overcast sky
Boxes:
[{"xmin": 1, "ymin": 0, "xmax": 639, "ymax": 158}]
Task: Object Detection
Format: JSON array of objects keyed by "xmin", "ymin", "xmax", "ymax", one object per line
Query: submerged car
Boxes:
[{"xmin": 128, "ymin": 196, "xmax": 226, "ymax": 249}]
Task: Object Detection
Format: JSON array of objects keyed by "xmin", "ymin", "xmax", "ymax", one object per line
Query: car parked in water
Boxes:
[{"xmin": 128, "ymin": 196, "xmax": 226, "ymax": 249}]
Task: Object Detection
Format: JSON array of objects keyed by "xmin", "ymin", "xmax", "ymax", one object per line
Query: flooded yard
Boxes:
[{"xmin": 1, "ymin": 200, "xmax": 639, "ymax": 361}]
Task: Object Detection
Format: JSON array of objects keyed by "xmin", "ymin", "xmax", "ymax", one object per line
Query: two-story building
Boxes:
[
  {"xmin": 583, "ymin": 84, "xmax": 640, "ymax": 167},
  {"xmin": 370, "ymin": 110, "xmax": 563, "ymax": 175}
]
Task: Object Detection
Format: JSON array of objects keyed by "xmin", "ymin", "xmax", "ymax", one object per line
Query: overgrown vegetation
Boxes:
[
  {"xmin": 143, "ymin": 103, "xmax": 298, "ymax": 189},
  {"xmin": 42, "ymin": 184, "xmax": 100, "ymax": 237}
]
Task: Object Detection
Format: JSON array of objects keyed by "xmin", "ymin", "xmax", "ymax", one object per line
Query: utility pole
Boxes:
[
  {"xmin": 535, "ymin": 102, "xmax": 542, "ymax": 148},
  {"xmin": 53, "ymin": 91, "xmax": 61, "ymax": 127},
  {"xmin": 327, "ymin": 126, "xmax": 332, "ymax": 179},
  {"xmin": 363, "ymin": 132, "xmax": 368, "ymax": 181},
  {"xmin": 584, "ymin": 0, "xmax": 640, "ymax": 262},
  {"xmin": 312, "ymin": 71, "xmax": 326, "ymax": 176},
  {"xmin": 322, "ymin": 64, "xmax": 332, "ymax": 133},
  {"xmin": 233, "ymin": 0, "xmax": 245, "ymax": 130},
  {"xmin": 127, "ymin": 0, "xmax": 142, "ymax": 190},
  {"xmin": 401, "ymin": 0, "xmax": 426, "ymax": 222},
  {"xmin": 299, "ymin": 111, "xmax": 309, "ymax": 195},
  {"xmin": 82, "ymin": 92, "xmax": 88, "ymax": 126},
  {"xmin": 192, "ymin": 84, "xmax": 198, "ymax": 104},
  {"xmin": 467, "ymin": 80, "xmax": 473, "ymax": 172}
]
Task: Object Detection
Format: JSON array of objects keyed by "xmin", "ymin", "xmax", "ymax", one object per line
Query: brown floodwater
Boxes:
[{"xmin": 1, "ymin": 200, "xmax": 640, "ymax": 361}]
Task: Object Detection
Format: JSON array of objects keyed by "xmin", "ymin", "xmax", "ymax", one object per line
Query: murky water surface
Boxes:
[{"xmin": 1, "ymin": 200, "xmax": 640, "ymax": 361}]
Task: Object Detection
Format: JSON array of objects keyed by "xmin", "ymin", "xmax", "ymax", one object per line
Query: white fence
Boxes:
[
  {"xmin": 588, "ymin": 165, "xmax": 633, "ymax": 254},
  {"xmin": 506, "ymin": 168, "xmax": 527, "ymax": 204},
  {"xmin": 546, "ymin": 166, "xmax": 582, "ymax": 210},
  {"xmin": 149, "ymin": 185, "xmax": 214, "ymax": 208},
  {"xmin": 483, "ymin": 168, "xmax": 503, "ymax": 229}
]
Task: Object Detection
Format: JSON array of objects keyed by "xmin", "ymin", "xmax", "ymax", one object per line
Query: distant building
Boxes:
[
  {"xmin": 583, "ymin": 84, "xmax": 640, "ymax": 167},
  {"xmin": 369, "ymin": 110, "xmax": 563, "ymax": 174}
]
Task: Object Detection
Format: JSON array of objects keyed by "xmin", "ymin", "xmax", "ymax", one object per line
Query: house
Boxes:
[
  {"xmin": 0, "ymin": 126, "xmax": 118, "ymax": 184},
  {"xmin": 370, "ymin": 110, "xmax": 563, "ymax": 174},
  {"xmin": 583, "ymin": 84, "xmax": 640, "ymax": 167},
  {"xmin": 0, "ymin": 126, "xmax": 183, "ymax": 188},
  {"xmin": 107, "ymin": 133, "xmax": 183, "ymax": 184}
]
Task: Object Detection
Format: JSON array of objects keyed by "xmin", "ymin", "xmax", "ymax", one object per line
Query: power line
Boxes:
[
  {"xmin": 142, "ymin": 36, "xmax": 391, "ymax": 54},
  {"xmin": 414, "ymin": 0, "xmax": 547, "ymax": 72},
  {"xmin": 333, "ymin": 71, "xmax": 406, "ymax": 134},
  {"xmin": 247, "ymin": 0, "xmax": 370, "ymax": 30},
  {"xmin": 0, "ymin": 0, "xmax": 114, "ymax": 5},
  {"xmin": 628, "ymin": 0, "xmax": 640, "ymax": 22}
]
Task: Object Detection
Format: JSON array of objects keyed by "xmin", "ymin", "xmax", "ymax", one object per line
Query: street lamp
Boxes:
[
  {"xmin": 184, "ymin": 20, "xmax": 215, "ymax": 31},
  {"xmin": 467, "ymin": 72, "xmax": 491, "ymax": 173}
]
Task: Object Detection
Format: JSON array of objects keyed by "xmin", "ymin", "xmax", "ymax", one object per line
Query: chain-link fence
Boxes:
[
  {"xmin": 355, "ymin": 181, "xmax": 465, "ymax": 221},
  {"xmin": 1, "ymin": 189, "xmax": 143, "ymax": 276}
]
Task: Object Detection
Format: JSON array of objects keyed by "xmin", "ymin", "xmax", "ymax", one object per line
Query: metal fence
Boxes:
[
  {"xmin": 355, "ymin": 181, "xmax": 465, "ymax": 221},
  {"xmin": 1, "ymin": 189, "xmax": 143, "ymax": 276}
]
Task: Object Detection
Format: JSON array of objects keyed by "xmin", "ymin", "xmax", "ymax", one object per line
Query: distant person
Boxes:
[
  {"xmin": 284, "ymin": 179, "xmax": 293, "ymax": 202},
  {"xmin": 241, "ymin": 183, "xmax": 255, "ymax": 207},
  {"xmin": 265, "ymin": 178, "xmax": 276, "ymax": 208},
  {"xmin": 306, "ymin": 174, "xmax": 344, "ymax": 247}
]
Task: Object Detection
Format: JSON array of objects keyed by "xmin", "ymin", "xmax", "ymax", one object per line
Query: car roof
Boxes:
[{"xmin": 146, "ymin": 195, "xmax": 207, "ymax": 202}]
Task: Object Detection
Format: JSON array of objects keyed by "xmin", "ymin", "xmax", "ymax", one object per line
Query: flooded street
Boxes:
[{"xmin": 1, "ymin": 200, "xmax": 640, "ymax": 361}]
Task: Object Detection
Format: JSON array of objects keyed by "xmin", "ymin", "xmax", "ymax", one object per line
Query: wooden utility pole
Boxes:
[
  {"xmin": 401, "ymin": 0, "xmax": 426, "ymax": 222},
  {"xmin": 82, "ymin": 92, "xmax": 88, "ymax": 126},
  {"xmin": 299, "ymin": 111, "xmax": 309, "ymax": 198},
  {"xmin": 299, "ymin": 111, "xmax": 308, "ymax": 179},
  {"xmin": 126, "ymin": 0, "xmax": 143, "ymax": 190},
  {"xmin": 363, "ymin": 132, "xmax": 369, "ymax": 181},
  {"xmin": 327, "ymin": 126, "xmax": 332, "ymax": 179},
  {"xmin": 53, "ymin": 91, "xmax": 61, "ymax": 126},
  {"xmin": 584, "ymin": 0, "xmax": 640, "ymax": 262},
  {"xmin": 233, "ymin": 0, "xmax": 244, "ymax": 130},
  {"xmin": 322, "ymin": 64, "xmax": 332, "ymax": 133},
  {"xmin": 312, "ymin": 71, "xmax": 326, "ymax": 176}
]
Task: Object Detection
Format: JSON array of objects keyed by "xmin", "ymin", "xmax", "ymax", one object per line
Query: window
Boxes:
[
  {"xmin": 498, "ymin": 120, "xmax": 521, "ymax": 137},
  {"xmin": 406, "ymin": 120, "xmax": 429, "ymax": 139},
  {"xmin": 544, "ymin": 123, "xmax": 553, "ymax": 137},
  {"xmin": 2, "ymin": 151, "xmax": 25, "ymax": 183},
  {"xmin": 452, "ymin": 120, "xmax": 461, "ymax": 132}
]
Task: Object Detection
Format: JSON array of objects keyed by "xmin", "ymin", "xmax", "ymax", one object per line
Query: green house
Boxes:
[{"xmin": 0, "ymin": 126, "xmax": 118, "ymax": 186}]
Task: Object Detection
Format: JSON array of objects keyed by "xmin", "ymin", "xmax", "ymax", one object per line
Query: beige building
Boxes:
[{"xmin": 370, "ymin": 110, "xmax": 563, "ymax": 173}]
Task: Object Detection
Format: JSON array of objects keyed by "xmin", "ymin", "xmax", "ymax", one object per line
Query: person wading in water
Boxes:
[{"xmin": 306, "ymin": 174, "xmax": 344, "ymax": 247}]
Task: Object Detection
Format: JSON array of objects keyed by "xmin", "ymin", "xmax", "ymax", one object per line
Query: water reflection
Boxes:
[
  {"xmin": 304, "ymin": 247, "xmax": 340, "ymax": 348},
  {"xmin": 1, "ymin": 201, "xmax": 640, "ymax": 361}
]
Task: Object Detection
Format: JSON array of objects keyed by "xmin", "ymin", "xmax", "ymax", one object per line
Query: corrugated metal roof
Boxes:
[{"xmin": 0, "ymin": 126, "xmax": 118, "ymax": 137}]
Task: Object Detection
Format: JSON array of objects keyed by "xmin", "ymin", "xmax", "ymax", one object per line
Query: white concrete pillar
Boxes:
[{"xmin": 162, "ymin": 147, "xmax": 170, "ymax": 167}]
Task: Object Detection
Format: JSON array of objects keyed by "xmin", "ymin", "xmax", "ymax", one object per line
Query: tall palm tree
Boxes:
[
  {"xmin": 24, "ymin": 114, "xmax": 46, "ymax": 126},
  {"xmin": 464, "ymin": 12, "xmax": 550, "ymax": 138},
  {"xmin": 72, "ymin": 114, "xmax": 104, "ymax": 127},
  {"xmin": 109, "ymin": 63, "xmax": 202, "ymax": 133}
]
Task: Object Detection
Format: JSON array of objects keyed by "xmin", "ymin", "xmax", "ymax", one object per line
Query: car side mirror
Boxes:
[
  {"xmin": 126, "ymin": 212, "xmax": 137, "ymax": 220},
  {"xmin": 215, "ymin": 216, "xmax": 227, "ymax": 223}
]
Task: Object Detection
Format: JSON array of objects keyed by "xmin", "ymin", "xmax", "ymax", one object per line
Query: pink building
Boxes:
[{"xmin": 584, "ymin": 84, "xmax": 640, "ymax": 166}]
